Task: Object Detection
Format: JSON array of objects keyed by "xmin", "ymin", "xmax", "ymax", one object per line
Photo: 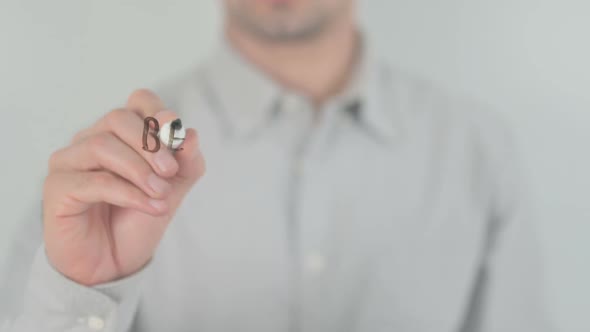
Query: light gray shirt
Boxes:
[{"xmin": 1, "ymin": 37, "xmax": 552, "ymax": 332}]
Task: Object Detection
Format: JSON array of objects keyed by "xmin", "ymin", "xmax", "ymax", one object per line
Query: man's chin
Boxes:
[{"xmin": 235, "ymin": 14, "xmax": 332, "ymax": 43}]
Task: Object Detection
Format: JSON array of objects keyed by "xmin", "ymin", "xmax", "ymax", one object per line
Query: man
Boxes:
[{"xmin": 1, "ymin": 0, "xmax": 552, "ymax": 331}]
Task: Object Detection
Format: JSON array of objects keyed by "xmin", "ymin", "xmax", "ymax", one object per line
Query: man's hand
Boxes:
[{"xmin": 42, "ymin": 89, "xmax": 205, "ymax": 286}]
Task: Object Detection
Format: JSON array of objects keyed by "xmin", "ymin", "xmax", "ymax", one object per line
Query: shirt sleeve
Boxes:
[
  {"xmin": 459, "ymin": 110, "xmax": 556, "ymax": 332},
  {"xmin": 1, "ymin": 245, "xmax": 148, "ymax": 332}
]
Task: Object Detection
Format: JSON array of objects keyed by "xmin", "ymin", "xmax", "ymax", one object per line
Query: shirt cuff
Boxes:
[{"xmin": 20, "ymin": 245, "xmax": 149, "ymax": 331}]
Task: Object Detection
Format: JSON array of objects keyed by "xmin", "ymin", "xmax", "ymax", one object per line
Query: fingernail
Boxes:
[
  {"xmin": 153, "ymin": 149, "xmax": 177, "ymax": 173},
  {"xmin": 147, "ymin": 173, "xmax": 171, "ymax": 195},
  {"xmin": 148, "ymin": 199, "xmax": 168, "ymax": 212}
]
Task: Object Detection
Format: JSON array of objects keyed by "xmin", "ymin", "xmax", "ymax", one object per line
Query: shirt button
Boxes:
[
  {"xmin": 87, "ymin": 315, "xmax": 105, "ymax": 330},
  {"xmin": 305, "ymin": 253, "xmax": 326, "ymax": 274}
]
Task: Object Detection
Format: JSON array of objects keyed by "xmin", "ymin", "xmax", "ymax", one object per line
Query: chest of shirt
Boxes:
[{"xmin": 135, "ymin": 93, "xmax": 489, "ymax": 332}]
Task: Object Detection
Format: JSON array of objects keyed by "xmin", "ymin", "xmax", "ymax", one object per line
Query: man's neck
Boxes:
[{"xmin": 225, "ymin": 14, "xmax": 359, "ymax": 108}]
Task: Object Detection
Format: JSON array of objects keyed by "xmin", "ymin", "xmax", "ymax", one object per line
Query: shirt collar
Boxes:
[
  {"xmin": 330, "ymin": 37, "xmax": 400, "ymax": 142},
  {"xmin": 201, "ymin": 34, "xmax": 400, "ymax": 142}
]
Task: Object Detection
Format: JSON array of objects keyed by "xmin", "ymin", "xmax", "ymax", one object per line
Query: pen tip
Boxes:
[{"xmin": 171, "ymin": 118, "xmax": 183, "ymax": 130}]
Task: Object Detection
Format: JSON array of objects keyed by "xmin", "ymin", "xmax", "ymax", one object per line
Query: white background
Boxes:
[{"xmin": 1, "ymin": 1, "xmax": 588, "ymax": 330}]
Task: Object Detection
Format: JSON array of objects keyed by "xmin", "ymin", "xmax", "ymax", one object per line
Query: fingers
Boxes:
[
  {"xmin": 71, "ymin": 108, "xmax": 180, "ymax": 178},
  {"xmin": 52, "ymin": 89, "xmax": 205, "ymax": 215},
  {"xmin": 44, "ymin": 171, "xmax": 169, "ymax": 218},
  {"xmin": 49, "ymin": 132, "xmax": 172, "ymax": 199},
  {"xmin": 71, "ymin": 108, "xmax": 141, "ymax": 143}
]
